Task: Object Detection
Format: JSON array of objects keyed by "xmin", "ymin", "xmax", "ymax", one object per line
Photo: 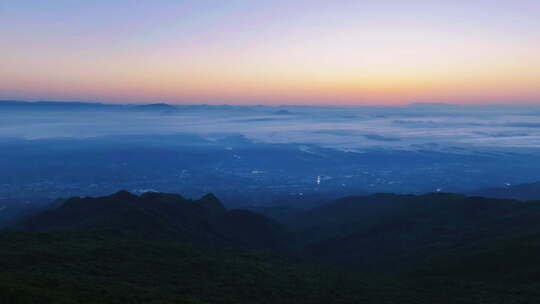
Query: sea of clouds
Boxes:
[{"xmin": 2, "ymin": 104, "xmax": 540, "ymax": 152}]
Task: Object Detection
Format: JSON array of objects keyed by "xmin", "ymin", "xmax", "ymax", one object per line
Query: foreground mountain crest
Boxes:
[
  {"xmin": 5, "ymin": 191, "xmax": 540, "ymax": 303},
  {"xmin": 17, "ymin": 190, "xmax": 287, "ymax": 251}
]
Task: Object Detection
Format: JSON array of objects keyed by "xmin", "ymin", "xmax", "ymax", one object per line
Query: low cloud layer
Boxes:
[{"xmin": 1, "ymin": 104, "xmax": 540, "ymax": 152}]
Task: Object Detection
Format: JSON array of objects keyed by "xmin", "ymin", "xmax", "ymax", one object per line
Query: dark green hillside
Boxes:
[
  {"xmin": 4, "ymin": 230, "xmax": 540, "ymax": 303},
  {"xmin": 4, "ymin": 191, "xmax": 540, "ymax": 303},
  {"xmin": 0, "ymin": 232, "xmax": 365, "ymax": 304},
  {"xmin": 286, "ymin": 193, "xmax": 540, "ymax": 271},
  {"xmin": 17, "ymin": 191, "xmax": 289, "ymax": 252},
  {"xmin": 4, "ymin": 231, "xmax": 540, "ymax": 304}
]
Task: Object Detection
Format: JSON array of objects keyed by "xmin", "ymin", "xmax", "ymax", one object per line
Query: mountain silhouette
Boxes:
[
  {"xmin": 17, "ymin": 190, "xmax": 288, "ymax": 251},
  {"xmin": 285, "ymin": 193, "xmax": 540, "ymax": 271},
  {"xmin": 5, "ymin": 191, "xmax": 540, "ymax": 303}
]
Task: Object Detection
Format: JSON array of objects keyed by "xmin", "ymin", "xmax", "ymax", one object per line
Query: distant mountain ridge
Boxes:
[
  {"xmin": 131, "ymin": 103, "xmax": 179, "ymax": 111},
  {"xmin": 0, "ymin": 100, "xmax": 112, "ymax": 109},
  {"xmin": 0, "ymin": 100, "xmax": 178, "ymax": 111}
]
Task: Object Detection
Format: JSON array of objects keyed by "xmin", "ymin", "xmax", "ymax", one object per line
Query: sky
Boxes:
[{"xmin": 1, "ymin": 0, "xmax": 539, "ymax": 105}]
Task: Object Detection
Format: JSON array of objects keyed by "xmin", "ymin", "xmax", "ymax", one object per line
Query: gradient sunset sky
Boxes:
[{"xmin": 1, "ymin": 0, "xmax": 539, "ymax": 105}]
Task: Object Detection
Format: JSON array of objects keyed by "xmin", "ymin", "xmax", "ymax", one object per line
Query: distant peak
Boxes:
[
  {"xmin": 201, "ymin": 193, "xmax": 219, "ymax": 201},
  {"xmin": 134, "ymin": 103, "xmax": 177, "ymax": 110},
  {"xmin": 110, "ymin": 190, "xmax": 137, "ymax": 200},
  {"xmin": 405, "ymin": 102, "xmax": 459, "ymax": 108},
  {"xmin": 199, "ymin": 193, "xmax": 226, "ymax": 213}
]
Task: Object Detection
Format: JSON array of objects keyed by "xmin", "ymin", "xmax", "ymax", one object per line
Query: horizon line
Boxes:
[{"xmin": 2, "ymin": 99, "xmax": 540, "ymax": 108}]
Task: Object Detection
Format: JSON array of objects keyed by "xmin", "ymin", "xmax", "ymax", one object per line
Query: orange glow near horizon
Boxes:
[{"xmin": 1, "ymin": 1, "xmax": 539, "ymax": 105}]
